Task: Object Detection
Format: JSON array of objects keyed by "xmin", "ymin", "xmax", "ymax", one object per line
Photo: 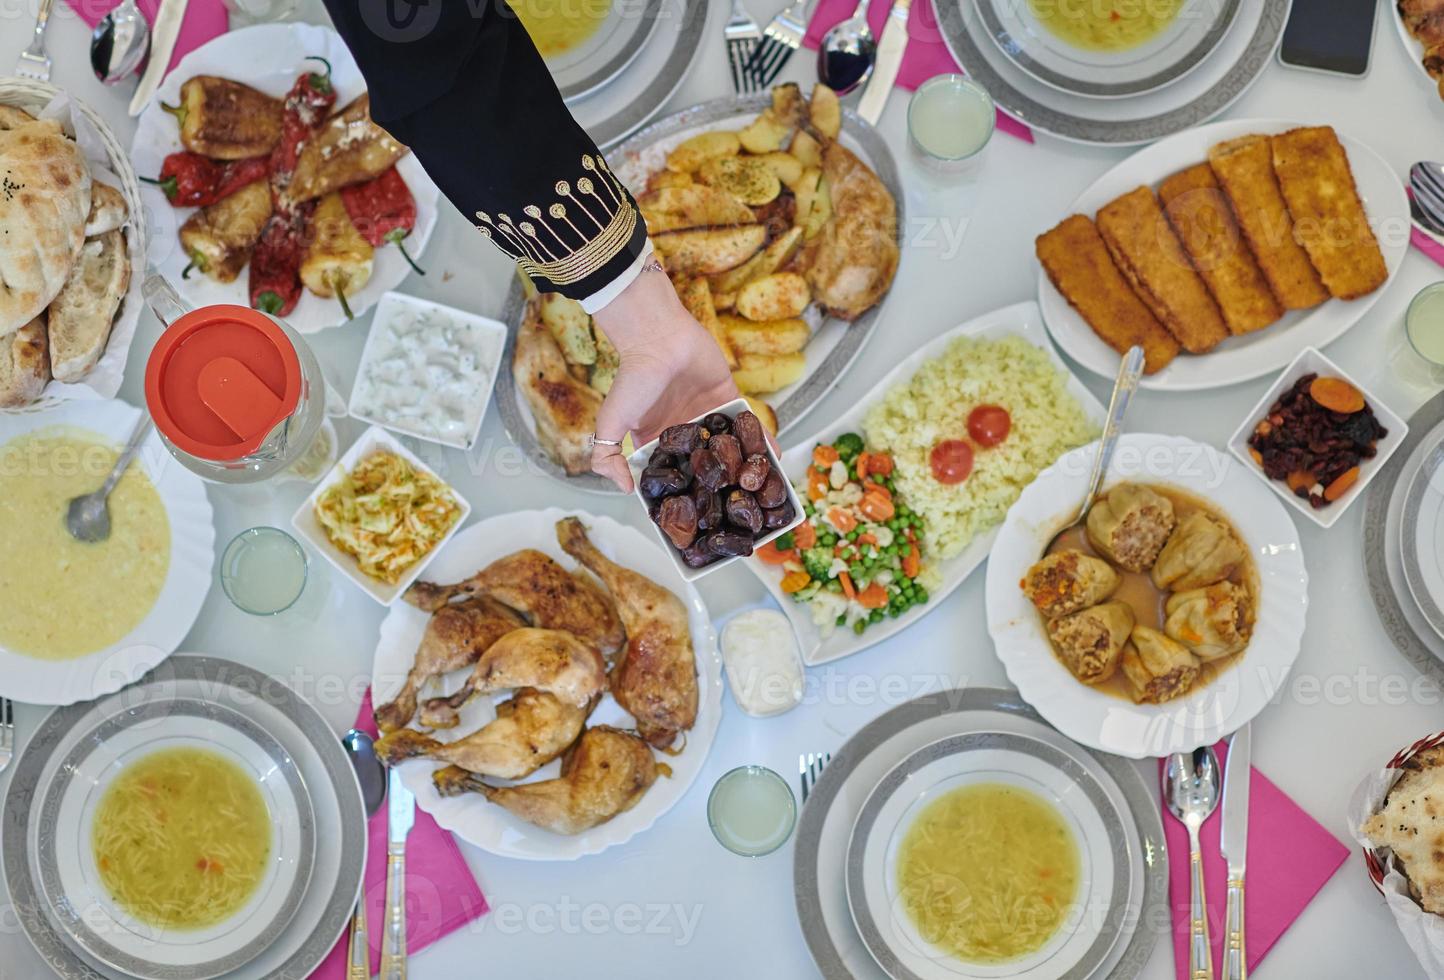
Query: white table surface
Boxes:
[{"xmin": 2, "ymin": 2, "xmax": 1441, "ymax": 978}]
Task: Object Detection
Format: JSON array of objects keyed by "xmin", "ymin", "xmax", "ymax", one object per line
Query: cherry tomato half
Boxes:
[
  {"xmin": 967, "ymin": 405, "xmax": 1011, "ymax": 448},
  {"xmin": 930, "ymin": 439, "xmax": 974, "ymax": 485}
]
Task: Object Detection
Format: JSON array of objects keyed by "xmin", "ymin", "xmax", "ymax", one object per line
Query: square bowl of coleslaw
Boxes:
[{"xmin": 291, "ymin": 425, "xmax": 471, "ymax": 605}]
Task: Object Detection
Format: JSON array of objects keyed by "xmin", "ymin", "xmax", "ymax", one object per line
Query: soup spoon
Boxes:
[
  {"xmin": 1164, "ymin": 746, "xmax": 1222, "ymax": 980},
  {"xmin": 343, "ymin": 730, "xmax": 387, "ymax": 980},
  {"xmin": 817, "ymin": 0, "xmax": 877, "ymax": 95},
  {"xmin": 66, "ymin": 415, "xmax": 152, "ymax": 544}
]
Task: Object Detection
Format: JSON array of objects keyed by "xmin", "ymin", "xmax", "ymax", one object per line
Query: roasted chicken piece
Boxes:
[
  {"xmin": 1046, "ymin": 600, "xmax": 1134, "ymax": 684},
  {"xmin": 1164, "ymin": 582, "xmax": 1253, "ymax": 661},
  {"xmin": 289, "ymin": 95, "xmax": 409, "ymax": 203},
  {"xmin": 1021, "ymin": 550, "xmax": 1120, "ymax": 620},
  {"xmin": 376, "ymin": 688, "xmax": 589, "ymax": 779},
  {"xmin": 433, "ymin": 726, "xmax": 667, "ymax": 835},
  {"xmin": 511, "ymin": 299, "xmax": 603, "ymax": 475},
  {"xmin": 300, "ymin": 192, "xmax": 373, "ymax": 318},
  {"xmin": 178, "ymin": 180, "xmax": 272, "ymax": 283},
  {"xmin": 1151, "ymin": 510, "xmax": 1246, "ymax": 591},
  {"xmin": 1086, "ymin": 483, "xmax": 1176, "ymax": 573},
  {"xmin": 417, "ymin": 627, "xmax": 608, "ymax": 729},
  {"xmin": 1121, "ymin": 626, "xmax": 1200, "ymax": 704},
  {"xmin": 799, "ymin": 140, "xmax": 898, "ymax": 320},
  {"xmin": 163, "ymin": 76, "xmax": 283, "ymax": 160},
  {"xmin": 374, "ymin": 596, "xmax": 525, "ymax": 734},
  {"xmin": 406, "ymin": 549, "xmax": 625, "ymax": 657},
  {"xmin": 556, "ymin": 517, "xmax": 698, "ymax": 749}
]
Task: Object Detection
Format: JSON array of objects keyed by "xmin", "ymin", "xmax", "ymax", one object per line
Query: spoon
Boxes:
[
  {"xmin": 817, "ymin": 0, "xmax": 878, "ymax": 95},
  {"xmin": 66, "ymin": 415, "xmax": 152, "ymax": 544},
  {"xmin": 1410, "ymin": 162, "xmax": 1444, "ymax": 233},
  {"xmin": 342, "ymin": 729, "xmax": 387, "ymax": 980},
  {"xmin": 1164, "ymin": 746, "xmax": 1222, "ymax": 980},
  {"xmin": 90, "ymin": 0, "xmax": 150, "ymax": 85},
  {"xmin": 1044, "ymin": 344, "xmax": 1145, "ymax": 552}
]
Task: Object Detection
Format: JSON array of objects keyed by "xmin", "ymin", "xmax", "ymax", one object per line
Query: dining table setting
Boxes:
[{"xmin": 8, "ymin": 0, "xmax": 1444, "ymax": 978}]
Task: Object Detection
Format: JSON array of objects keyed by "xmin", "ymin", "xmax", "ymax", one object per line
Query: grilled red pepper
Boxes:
[
  {"xmin": 141, "ymin": 152, "xmax": 270, "ymax": 207},
  {"xmin": 339, "ymin": 167, "xmax": 425, "ymax": 275},
  {"xmin": 270, "ymin": 56, "xmax": 337, "ymax": 195}
]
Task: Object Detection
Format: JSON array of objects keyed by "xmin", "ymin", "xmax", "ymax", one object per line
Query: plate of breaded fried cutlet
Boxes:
[{"xmin": 1034, "ymin": 121, "xmax": 1406, "ymax": 391}]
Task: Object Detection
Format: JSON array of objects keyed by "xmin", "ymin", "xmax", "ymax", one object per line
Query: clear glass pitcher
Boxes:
[{"xmin": 143, "ymin": 273, "xmax": 339, "ymax": 484}]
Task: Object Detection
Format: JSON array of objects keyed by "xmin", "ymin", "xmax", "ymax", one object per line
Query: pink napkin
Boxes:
[
  {"xmin": 62, "ymin": 0, "xmax": 228, "ymax": 75},
  {"xmin": 1160, "ymin": 739, "xmax": 1348, "ymax": 980},
  {"xmin": 308, "ymin": 690, "xmax": 489, "ymax": 980},
  {"xmin": 802, "ymin": 0, "xmax": 1033, "ymax": 142}
]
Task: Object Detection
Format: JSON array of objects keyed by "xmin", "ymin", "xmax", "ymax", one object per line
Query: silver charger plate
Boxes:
[
  {"xmin": 935, "ymin": 0, "xmax": 1289, "ymax": 144},
  {"xmin": 553, "ymin": 0, "xmax": 665, "ymax": 102},
  {"xmin": 2, "ymin": 655, "xmax": 367, "ymax": 980},
  {"xmin": 1399, "ymin": 435, "xmax": 1444, "ymax": 639},
  {"xmin": 794, "ymin": 688, "xmax": 1167, "ymax": 980},
  {"xmin": 496, "ymin": 92, "xmax": 905, "ymax": 492}
]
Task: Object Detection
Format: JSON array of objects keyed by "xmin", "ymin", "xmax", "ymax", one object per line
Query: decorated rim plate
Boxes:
[
  {"xmin": 975, "ymin": 0, "xmax": 1240, "ymax": 99},
  {"xmin": 743, "ymin": 301, "xmax": 1105, "ymax": 667},
  {"xmin": 986, "ymin": 433, "xmax": 1309, "ymax": 759},
  {"xmin": 845, "ymin": 732, "xmax": 1132, "ymax": 980},
  {"xmin": 496, "ymin": 92, "xmax": 904, "ymax": 493},
  {"xmin": 129, "ymin": 23, "xmax": 441, "ymax": 334},
  {"xmin": 35, "ymin": 699, "xmax": 316, "ymax": 980},
  {"xmin": 1036, "ymin": 119, "xmax": 1408, "ymax": 391},
  {"xmin": 0, "ymin": 400, "xmax": 215, "ymax": 707},
  {"xmin": 551, "ymin": 0, "xmax": 665, "ymax": 102},
  {"xmin": 2, "ymin": 655, "xmax": 367, "ymax": 980},
  {"xmin": 1399, "ymin": 434, "xmax": 1444, "ymax": 641},
  {"xmin": 792, "ymin": 688, "xmax": 1167, "ymax": 980},
  {"xmin": 370, "ymin": 508, "xmax": 722, "ymax": 860},
  {"xmin": 936, "ymin": 0, "xmax": 1288, "ymax": 144}
]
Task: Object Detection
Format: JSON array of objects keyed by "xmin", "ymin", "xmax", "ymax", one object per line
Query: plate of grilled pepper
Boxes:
[{"xmin": 130, "ymin": 22, "xmax": 441, "ymax": 333}]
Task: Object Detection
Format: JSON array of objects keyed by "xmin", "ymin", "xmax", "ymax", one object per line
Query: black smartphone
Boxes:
[{"xmin": 1278, "ymin": 0, "xmax": 1378, "ymax": 77}]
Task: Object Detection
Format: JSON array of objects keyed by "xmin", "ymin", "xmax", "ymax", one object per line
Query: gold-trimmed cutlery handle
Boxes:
[
  {"xmin": 1189, "ymin": 827, "xmax": 1213, "ymax": 980},
  {"xmin": 379, "ymin": 845, "xmax": 407, "ymax": 980},
  {"xmin": 1223, "ymin": 876, "xmax": 1246, "ymax": 980},
  {"xmin": 347, "ymin": 898, "xmax": 369, "ymax": 980}
]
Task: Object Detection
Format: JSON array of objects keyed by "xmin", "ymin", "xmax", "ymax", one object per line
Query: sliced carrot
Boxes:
[
  {"xmin": 857, "ymin": 533, "xmax": 877, "ymax": 546},
  {"xmin": 793, "ymin": 521, "xmax": 817, "ymax": 549},
  {"xmin": 859, "ymin": 493, "xmax": 894, "ymax": 522},
  {"xmin": 755, "ymin": 541, "xmax": 797, "ymax": 564},
  {"xmin": 1285, "ymin": 470, "xmax": 1314, "ymax": 492},
  {"xmin": 807, "ymin": 469, "xmax": 829, "ymax": 501},
  {"xmin": 1324, "ymin": 466, "xmax": 1360, "ymax": 501},
  {"xmin": 902, "ymin": 549, "xmax": 921, "ymax": 578},
  {"xmin": 856, "ymin": 451, "xmax": 872, "ymax": 481},
  {"xmin": 812, "ymin": 444, "xmax": 840, "ymax": 466},
  {"xmin": 1309, "ymin": 376, "xmax": 1365, "ymax": 414},
  {"xmin": 780, "ymin": 571, "xmax": 812, "ymax": 593},
  {"xmin": 863, "ymin": 480, "xmax": 892, "ymax": 500},
  {"xmin": 866, "ymin": 452, "xmax": 894, "ymax": 475},
  {"xmin": 828, "ymin": 507, "xmax": 858, "ymax": 533},
  {"xmin": 857, "ymin": 583, "xmax": 889, "ymax": 608},
  {"xmin": 838, "ymin": 571, "xmax": 856, "ymax": 600}
]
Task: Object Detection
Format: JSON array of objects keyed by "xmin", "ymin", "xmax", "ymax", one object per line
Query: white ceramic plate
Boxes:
[
  {"xmin": 1393, "ymin": 4, "xmax": 1440, "ymax": 96},
  {"xmin": 1400, "ymin": 431, "xmax": 1444, "ymax": 640},
  {"xmin": 129, "ymin": 23, "xmax": 441, "ymax": 335},
  {"xmin": 1036, "ymin": 119, "xmax": 1409, "ymax": 392},
  {"xmin": 0, "ymin": 400, "xmax": 215, "ymax": 706},
  {"xmin": 745, "ymin": 301, "xmax": 1105, "ymax": 667},
  {"xmin": 549, "ymin": 0, "xmax": 664, "ymax": 102},
  {"xmin": 986, "ymin": 433, "xmax": 1309, "ymax": 759},
  {"xmin": 846, "ymin": 732, "xmax": 1129, "ymax": 980},
  {"xmin": 370, "ymin": 508, "xmax": 722, "ymax": 860}
]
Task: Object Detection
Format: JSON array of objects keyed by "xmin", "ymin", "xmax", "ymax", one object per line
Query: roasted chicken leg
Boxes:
[
  {"xmin": 512, "ymin": 299, "xmax": 603, "ymax": 475},
  {"xmin": 799, "ymin": 140, "xmax": 898, "ymax": 320}
]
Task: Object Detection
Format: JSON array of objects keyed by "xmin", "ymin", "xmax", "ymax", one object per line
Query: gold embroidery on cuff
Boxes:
[{"xmin": 471, "ymin": 155, "xmax": 638, "ymax": 287}]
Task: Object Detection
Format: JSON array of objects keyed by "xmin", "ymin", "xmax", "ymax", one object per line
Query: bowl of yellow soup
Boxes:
[
  {"xmin": 36, "ymin": 698, "xmax": 316, "ymax": 979},
  {"xmin": 845, "ymin": 731, "xmax": 1133, "ymax": 979}
]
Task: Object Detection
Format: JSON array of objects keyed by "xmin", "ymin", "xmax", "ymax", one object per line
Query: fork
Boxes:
[
  {"xmin": 0, "ymin": 698, "xmax": 14, "ymax": 775},
  {"xmin": 14, "ymin": 0, "xmax": 56, "ymax": 82},
  {"xmin": 726, "ymin": 0, "xmax": 764, "ymax": 94},
  {"xmin": 799, "ymin": 751, "xmax": 830, "ymax": 804},
  {"xmin": 745, "ymin": 0, "xmax": 814, "ymax": 89}
]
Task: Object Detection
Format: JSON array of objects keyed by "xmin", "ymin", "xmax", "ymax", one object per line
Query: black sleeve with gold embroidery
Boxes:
[{"xmin": 321, "ymin": 0, "xmax": 647, "ymax": 300}]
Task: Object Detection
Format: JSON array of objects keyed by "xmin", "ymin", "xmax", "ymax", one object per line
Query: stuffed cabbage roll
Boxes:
[
  {"xmin": 1022, "ymin": 550, "xmax": 1121, "ymax": 619},
  {"xmin": 1085, "ymin": 483, "xmax": 1176, "ymax": 572},
  {"xmin": 1121, "ymin": 625, "xmax": 1200, "ymax": 704},
  {"xmin": 1164, "ymin": 582, "xmax": 1253, "ymax": 661},
  {"xmin": 1047, "ymin": 600, "xmax": 1134, "ymax": 684},
  {"xmin": 1151, "ymin": 510, "xmax": 1246, "ymax": 590}
]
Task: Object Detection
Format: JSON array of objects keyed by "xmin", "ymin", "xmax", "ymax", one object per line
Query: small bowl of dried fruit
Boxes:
[{"xmin": 1228, "ymin": 347, "xmax": 1406, "ymax": 529}]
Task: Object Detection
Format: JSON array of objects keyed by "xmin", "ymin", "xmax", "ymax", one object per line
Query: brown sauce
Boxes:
[{"xmin": 1041, "ymin": 483, "xmax": 1257, "ymax": 702}]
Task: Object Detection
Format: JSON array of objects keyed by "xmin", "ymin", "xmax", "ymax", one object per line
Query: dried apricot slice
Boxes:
[
  {"xmin": 1309, "ymin": 376, "xmax": 1365, "ymax": 414},
  {"xmin": 1324, "ymin": 466, "xmax": 1361, "ymax": 501}
]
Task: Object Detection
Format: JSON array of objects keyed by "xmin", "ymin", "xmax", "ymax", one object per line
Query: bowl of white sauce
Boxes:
[{"xmin": 720, "ymin": 608, "xmax": 805, "ymax": 717}]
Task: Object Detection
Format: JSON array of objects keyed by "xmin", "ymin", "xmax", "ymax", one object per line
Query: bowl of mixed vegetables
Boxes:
[{"xmin": 755, "ymin": 432, "xmax": 931, "ymax": 638}]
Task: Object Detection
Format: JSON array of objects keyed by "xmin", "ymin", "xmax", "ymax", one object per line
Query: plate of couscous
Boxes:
[{"xmin": 747, "ymin": 301, "xmax": 1106, "ymax": 666}]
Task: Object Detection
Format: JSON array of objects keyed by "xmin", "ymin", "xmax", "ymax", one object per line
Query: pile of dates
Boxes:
[{"xmin": 641, "ymin": 409, "xmax": 795, "ymax": 568}]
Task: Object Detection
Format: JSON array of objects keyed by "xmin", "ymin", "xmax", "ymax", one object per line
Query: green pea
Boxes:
[
  {"xmin": 853, "ymin": 620, "xmax": 866, "ymax": 635},
  {"xmin": 869, "ymin": 610, "xmax": 883, "ymax": 624},
  {"xmin": 835, "ymin": 614, "xmax": 846, "ymax": 626},
  {"xmin": 916, "ymin": 588, "xmax": 930, "ymax": 603}
]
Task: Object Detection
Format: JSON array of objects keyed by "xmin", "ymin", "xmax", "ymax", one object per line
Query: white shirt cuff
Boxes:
[{"xmin": 577, "ymin": 242, "xmax": 654, "ymax": 315}]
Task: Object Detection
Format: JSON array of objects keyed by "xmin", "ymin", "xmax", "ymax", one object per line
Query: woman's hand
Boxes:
[{"xmin": 590, "ymin": 260, "xmax": 739, "ymax": 492}]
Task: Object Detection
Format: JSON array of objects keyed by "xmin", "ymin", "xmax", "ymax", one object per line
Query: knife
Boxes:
[
  {"xmin": 857, "ymin": 0, "xmax": 912, "ymax": 126},
  {"xmin": 1220, "ymin": 724, "xmax": 1251, "ymax": 980},
  {"xmin": 379, "ymin": 769, "xmax": 414, "ymax": 980},
  {"xmin": 128, "ymin": 0, "xmax": 189, "ymax": 116}
]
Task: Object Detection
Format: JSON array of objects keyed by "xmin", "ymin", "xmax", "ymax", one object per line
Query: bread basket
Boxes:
[
  {"xmin": 1361, "ymin": 730, "xmax": 1444, "ymax": 891},
  {"xmin": 0, "ymin": 76, "xmax": 149, "ymax": 412}
]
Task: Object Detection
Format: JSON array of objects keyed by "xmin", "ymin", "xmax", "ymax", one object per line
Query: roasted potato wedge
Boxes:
[
  {"xmin": 653, "ymin": 225, "xmax": 767, "ymax": 275},
  {"xmin": 809, "ymin": 83, "xmax": 841, "ymax": 139},
  {"xmin": 732, "ymin": 351, "xmax": 806, "ymax": 394},
  {"xmin": 737, "ymin": 272, "xmax": 810, "ymax": 321},
  {"xmin": 721, "ymin": 314, "xmax": 810, "ymax": 355},
  {"xmin": 771, "ymin": 83, "xmax": 807, "ymax": 128},
  {"xmin": 711, "ymin": 226, "xmax": 803, "ymax": 295},
  {"xmin": 803, "ymin": 175, "xmax": 832, "ymax": 239},
  {"xmin": 698, "ymin": 156, "xmax": 781, "ymax": 206},
  {"xmin": 738, "ymin": 109, "xmax": 793, "ymax": 155},
  {"xmin": 754, "ymin": 151, "xmax": 804, "ymax": 189},
  {"xmin": 794, "ymin": 168, "xmax": 821, "ymax": 230},
  {"xmin": 666, "ymin": 131, "xmax": 741, "ymax": 173},
  {"xmin": 744, "ymin": 396, "xmax": 779, "ymax": 436},
  {"xmin": 647, "ymin": 169, "xmax": 693, "ymax": 192},
  {"xmin": 790, "ymin": 129, "xmax": 823, "ymax": 170},
  {"xmin": 516, "ymin": 266, "xmax": 539, "ymax": 299},
  {"xmin": 638, "ymin": 184, "xmax": 755, "ymax": 233},
  {"xmin": 591, "ymin": 329, "xmax": 619, "ymax": 395},
  {"xmin": 678, "ymin": 277, "xmax": 737, "ymax": 368},
  {"xmin": 539, "ymin": 293, "xmax": 596, "ymax": 365}
]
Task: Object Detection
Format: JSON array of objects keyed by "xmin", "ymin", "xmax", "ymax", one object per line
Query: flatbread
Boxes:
[
  {"xmin": 1362, "ymin": 746, "xmax": 1444, "ymax": 914},
  {"xmin": 0, "ymin": 105, "xmax": 36, "ymax": 131},
  {"xmin": 0, "ymin": 315, "xmax": 49, "ymax": 407},
  {"xmin": 0, "ymin": 119, "xmax": 91, "ymax": 335},
  {"xmin": 84, "ymin": 182, "xmax": 128, "ymax": 238},
  {"xmin": 47, "ymin": 230, "xmax": 129, "ymax": 383}
]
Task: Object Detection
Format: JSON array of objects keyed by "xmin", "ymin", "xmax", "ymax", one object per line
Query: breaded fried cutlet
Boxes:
[
  {"xmin": 1269, "ymin": 126, "xmax": 1388, "ymax": 300},
  {"xmin": 1096, "ymin": 187, "xmax": 1230, "ymax": 354},
  {"xmin": 1158, "ymin": 164, "xmax": 1283, "ymax": 335},
  {"xmin": 1036, "ymin": 214, "xmax": 1180, "ymax": 375},
  {"xmin": 1208, "ymin": 135, "xmax": 1329, "ymax": 310}
]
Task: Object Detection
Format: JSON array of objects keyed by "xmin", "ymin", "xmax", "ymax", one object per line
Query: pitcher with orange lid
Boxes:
[{"xmin": 142, "ymin": 274, "xmax": 338, "ymax": 484}]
